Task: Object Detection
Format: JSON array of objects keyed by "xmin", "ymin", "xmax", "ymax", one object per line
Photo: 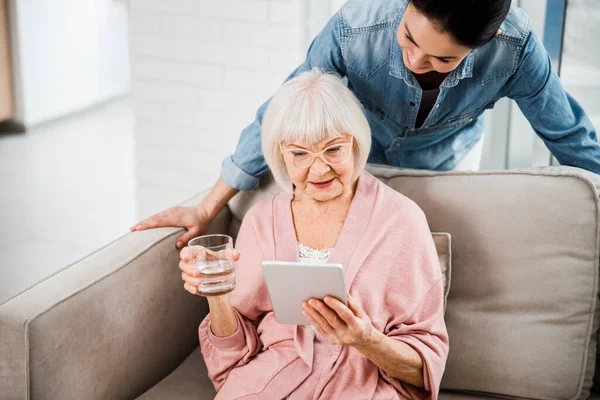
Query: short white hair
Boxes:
[{"xmin": 261, "ymin": 68, "xmax": 372, "ymax": 191}]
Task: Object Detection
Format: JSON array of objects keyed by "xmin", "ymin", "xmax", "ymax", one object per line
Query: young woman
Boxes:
[{"xmin": 131, "ymin": 0, "xmax": 600, "ymax": 249}]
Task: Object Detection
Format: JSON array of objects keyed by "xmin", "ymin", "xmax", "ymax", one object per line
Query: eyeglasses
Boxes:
[{"xmin": 279, "ymin": 137, "xmax": 354, "ymax": 169}]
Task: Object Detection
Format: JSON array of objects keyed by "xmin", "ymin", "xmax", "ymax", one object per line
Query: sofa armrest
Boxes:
[{"xmin": 0, "ymin": 192, "xmax": 231, "ymax": 400}]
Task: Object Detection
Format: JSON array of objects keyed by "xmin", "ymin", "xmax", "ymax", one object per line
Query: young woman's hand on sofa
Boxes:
[
  {"xmin": 130, "ymin": 205, "xmax": 211, "ymax": 248},
  {"xmin": 129, "ymin": 178, "xmax": 240, "ymax": 249}
]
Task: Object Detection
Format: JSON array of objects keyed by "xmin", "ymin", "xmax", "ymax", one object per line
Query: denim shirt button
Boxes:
[
  {"xmin": 409, "ymin": 102, "xmax": 416, "ymax": 107},
  {"xmin": 468, "ymin": 117, "xmax": 474, "ymax": 123}
]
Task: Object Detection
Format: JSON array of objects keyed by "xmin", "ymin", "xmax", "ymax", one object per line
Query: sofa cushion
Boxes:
[
  {"xmin": 136, "ymin": 348, "xmax": 215, "ymax": 400},
  {"xmin": 367, "ymin": 165, "xmax": 600, "ymax": 400},
  {"xmin": 229, "ymin": 166, "xmax": 600, "ymax": 400}
]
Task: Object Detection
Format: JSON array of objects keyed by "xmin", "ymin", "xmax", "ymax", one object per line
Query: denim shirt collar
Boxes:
[{"xmin": 388, "ymin": 5, "xmax": 475, "ymax": 89}]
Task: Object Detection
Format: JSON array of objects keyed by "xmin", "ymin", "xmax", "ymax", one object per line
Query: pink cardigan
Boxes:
[{"xmin": 199, "ymin": 171, "xmax": 449, "ymax": 399}]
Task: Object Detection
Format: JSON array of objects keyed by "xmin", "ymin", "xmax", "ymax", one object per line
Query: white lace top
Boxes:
[{"xmin": 298, "ymin": 242, "xmax": 333, "ymax": 263}]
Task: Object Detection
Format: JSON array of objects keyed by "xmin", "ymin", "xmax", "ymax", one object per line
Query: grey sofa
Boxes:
[{"xmin": 2, "ymin": 165, "xmax": 600, "ymax": 400}]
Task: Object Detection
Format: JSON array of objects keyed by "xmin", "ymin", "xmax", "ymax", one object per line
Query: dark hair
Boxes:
[{"xmin": 410, "ymin": 0, "xmax": 511, "ymax": 48}]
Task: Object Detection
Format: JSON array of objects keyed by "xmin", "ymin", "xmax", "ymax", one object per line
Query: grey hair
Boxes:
[{"xmin": 261, "ymin": 67, "xmax": 372, "ymax": 191}]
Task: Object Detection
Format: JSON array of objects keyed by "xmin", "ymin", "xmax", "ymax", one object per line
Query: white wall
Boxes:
[
  {"xmin": 561, "ymin": 0, "xmax": 600, "ymax": 128},
  {"xmin": 129, "ymin": 0, "xmax": 307, "ymax": 219},
  {"xmin": 503, "ymin": 0, "xmax": 549, "ymax": 168},
  {"xmin": 10, "ymin": 0, "xmax": 131, "ymax": 127}
]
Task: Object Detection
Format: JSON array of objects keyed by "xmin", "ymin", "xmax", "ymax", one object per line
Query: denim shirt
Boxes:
[{"xmin": 221, "ymin": 0, "xmax": 600, "ymax": 190}]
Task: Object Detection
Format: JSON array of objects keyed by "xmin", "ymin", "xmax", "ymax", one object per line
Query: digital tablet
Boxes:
[{"xmin": 262, "ymin": 261, "xmax": 348, "ymax": 325}]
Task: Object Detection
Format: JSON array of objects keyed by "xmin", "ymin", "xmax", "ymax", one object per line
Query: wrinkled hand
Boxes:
[
  {"xmin": 178, "ymin": 245, "xmax": 241, "ymax": 296},
  {"xmin": 130, "ymin": 205, "xmax": 211, "ymax": 249},
  {"xmin": 302, "ymin": 295, "xmax": 374, "ymax": 347}
]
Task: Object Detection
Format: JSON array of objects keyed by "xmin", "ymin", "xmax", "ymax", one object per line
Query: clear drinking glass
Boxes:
[{"xmin": 188, "ymin": 234, "xmax": 236, "ymax": 296}]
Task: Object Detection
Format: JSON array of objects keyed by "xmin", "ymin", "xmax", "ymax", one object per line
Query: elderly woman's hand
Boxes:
[
  {"xmin": 302, "ymin": 295, "xmax": 374, "ymax": 347},
  {"xmin": 178, "ymin": 245, "xmax": 241, "ymax": 296}
]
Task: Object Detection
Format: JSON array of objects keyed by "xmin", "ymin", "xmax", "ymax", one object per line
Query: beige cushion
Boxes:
[
  {"xmin": 366, "ymin": 165, "xmax": 600, "ymax": 400},
  {"xmin": 136, "ymin": 348, "xmax": 215, "ymax": 400}
]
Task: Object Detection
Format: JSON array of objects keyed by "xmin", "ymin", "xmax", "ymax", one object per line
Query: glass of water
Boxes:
[{"xmin": 188, "ymin": 234, "xmax": 236, "ymax": 296}]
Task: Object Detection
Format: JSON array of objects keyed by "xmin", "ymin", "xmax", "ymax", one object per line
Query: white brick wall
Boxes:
[{"xmin": 129, "ymin": 0, "xmax": 309, "ymax": 219}]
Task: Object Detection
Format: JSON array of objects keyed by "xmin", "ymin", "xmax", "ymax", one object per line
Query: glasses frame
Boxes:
[{"xmin": 279, "ymin": 137, "xmax": 354, "ymax": 169}]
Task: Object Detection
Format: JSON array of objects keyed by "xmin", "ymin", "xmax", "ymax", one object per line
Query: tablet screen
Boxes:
[{"xmin": 262, "ymin": 261, "xmax": 347, "ymax": 325}]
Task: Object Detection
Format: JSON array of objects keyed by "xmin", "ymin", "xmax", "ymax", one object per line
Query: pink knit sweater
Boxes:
[{"xmin": 199, "ymin": 171, "xmax": 449, "ymax": 399}]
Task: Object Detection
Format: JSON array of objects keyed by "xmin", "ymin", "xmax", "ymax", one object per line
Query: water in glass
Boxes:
[{"xmin": 196, "ymin": 259, "xmax": 236, "ymax": 296}]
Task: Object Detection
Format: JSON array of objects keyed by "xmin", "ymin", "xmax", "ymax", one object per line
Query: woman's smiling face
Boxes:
[
  {"xmin": 280, "ymin": 134, "xmax": 355, "ymax": 202},
  {"xmin": 397, "ymin": 2, "xmax": 472, "ymax": 75}
]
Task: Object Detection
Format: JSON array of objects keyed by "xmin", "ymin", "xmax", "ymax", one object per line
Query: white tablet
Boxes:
[{"xmin": 262, "ymin": 261, "xmax": 347, "ymax": 325}]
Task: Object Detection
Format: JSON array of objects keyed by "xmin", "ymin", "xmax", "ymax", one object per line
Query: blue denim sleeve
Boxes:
[
  {"xmin": 505, "ymin": 29, "xmax": 600, "ymax": 174},
  {"xmin": 220, "ymin": 13, "xmax": 348, "ymax": 191}
]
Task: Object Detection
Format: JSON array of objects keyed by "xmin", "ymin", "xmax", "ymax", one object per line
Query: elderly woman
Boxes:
[{"xmin": 178, "ymin": 69, "xmax": 448, "ymax": 399}]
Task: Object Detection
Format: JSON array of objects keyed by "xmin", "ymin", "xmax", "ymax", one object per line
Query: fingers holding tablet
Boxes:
[{"xmin": 303, "ymin": 295, "xmax": 374, "ymax": 347}]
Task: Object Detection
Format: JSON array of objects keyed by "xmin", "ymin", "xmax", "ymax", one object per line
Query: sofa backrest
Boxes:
[{"xmin": 228, "ymin": 165, "xmax": 600, "ymax": 400}]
